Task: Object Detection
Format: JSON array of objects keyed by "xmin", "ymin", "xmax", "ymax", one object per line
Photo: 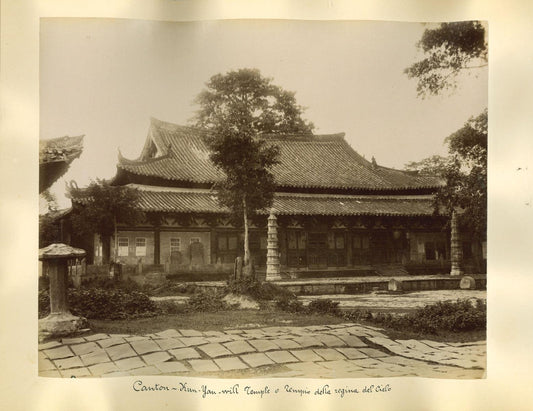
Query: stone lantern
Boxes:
[
  {"xmin": 265, "ymin": 210, "xmax": 281, "ymax": 281},
  {"xmin": 39, "ymin": 243, "xmax": 87, "ymax": 339}
]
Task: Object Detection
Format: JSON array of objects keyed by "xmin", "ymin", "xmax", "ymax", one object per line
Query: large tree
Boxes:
[
  {"xmin": 193, "ymin": 68, "xmax": 313, "ymax": 274},
  {"xmin": 67, "ymin": 179, "xmax": 144, "ymax": 264},
  {"xmin": 405, "ymin": 21, "xmax": 487, "ymax": 97},
  {"xmin": 405, "ymin": 111, "xmax": 487, "ymax": 271}
]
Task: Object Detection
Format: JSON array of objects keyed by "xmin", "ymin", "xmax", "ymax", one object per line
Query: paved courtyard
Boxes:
[{"xmin": 39, "ymin": 323, "xmax": 485, "ymax": 379}]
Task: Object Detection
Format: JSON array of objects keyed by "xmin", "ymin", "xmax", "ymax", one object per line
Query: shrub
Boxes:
[
  {"xmin": 342, "ymin": 309, "xmax": 373, "ymax": 322},
  {"xmin": 186, "ymin": 291, "xmax": 228, "ymax": 312},
  {"xmin": 38, "ymin": 288, "xmax": 158, "ymax": 320},
  {"xmin": 154, "ymin": 299, "xmax": 187, "ymax": 315},
  {"xmin": 226, "ymin": 277, "xmax": 295, "ymax": 301},
  {"xmin": 307, "ymin": 299, "xmax": 340, "ymax": 316},
  {"xmin": 83, "ymin": 277, "xmax": 145, "ymax": 293},
  {"xmin": 275, "ymin": 295, "xmax": 305, "ymax": 313},
  {"xmin": 372, "ymin": 299, "xmax": 486, "ymax": 334}
]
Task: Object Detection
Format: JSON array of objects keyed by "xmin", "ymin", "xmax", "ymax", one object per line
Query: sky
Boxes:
[{"xmin": 40, "ymin": 18, "xmax": 487, "ymax": 210}]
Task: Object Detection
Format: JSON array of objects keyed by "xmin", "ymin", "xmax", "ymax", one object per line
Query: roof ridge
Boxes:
[
  {"xmin": 259, "ymin": 132, "xmax": 346, "ymax": 142},
  {"xmin": 150, "ymin": 117, "xmax": 207, "ymax": 134}
]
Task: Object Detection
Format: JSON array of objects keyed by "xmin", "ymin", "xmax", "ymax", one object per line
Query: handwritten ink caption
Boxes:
[{"xmin": 132, "ymin": 381, "xmax": 392, "ymax": 398}]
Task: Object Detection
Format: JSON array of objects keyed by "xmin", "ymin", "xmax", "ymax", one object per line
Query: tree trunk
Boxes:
[
  {"xmin": 242, "ymin": 196, "xmax": 252, "ymax": 276},
  {"xmin": 101, "ymin": 235, "xmax": 111, "ymax": 264}
]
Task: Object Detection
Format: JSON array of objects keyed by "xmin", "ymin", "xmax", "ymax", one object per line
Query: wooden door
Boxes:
[{"xmin": 307, "ymin": 232, "xmax": 328, "ymax": 268}]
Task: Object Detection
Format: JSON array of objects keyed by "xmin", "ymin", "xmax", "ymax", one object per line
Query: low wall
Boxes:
[{"xmin": 276, "ymin": 275, "xmax": 487, "ymax": 295}]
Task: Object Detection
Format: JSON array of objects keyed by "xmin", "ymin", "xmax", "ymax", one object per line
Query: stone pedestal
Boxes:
[
  {"xmin": 460, "ymin": 276, "xmax": 476, "ymax": 289},
  {"xmin": 450, "ymin": 211, "xmax": 464, "ymax": 276},
  {"xmin": 39, "ymin": 243, "xmax": 87, "ymax": 340},
  {"xmin": 265, "ymin": 211, "xmax": 281, "ymax": 281},
  {"xmin": 388, "ymin": 279, "xmax": 403, "ymax": 292}
]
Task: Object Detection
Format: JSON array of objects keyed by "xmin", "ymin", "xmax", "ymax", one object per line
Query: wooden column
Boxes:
[{"xmin": 154, "ymin": 225, "xmax": 161, "ymax": 265}]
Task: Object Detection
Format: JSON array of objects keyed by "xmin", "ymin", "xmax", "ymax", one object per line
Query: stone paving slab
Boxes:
[
  {"xmin": 71, "ymin": 342, "xmax": 100, "ymax": 356},
  {"xmin": 313, "ymin": 348, "xmax": 347, "ymax": 361},
  {"xmin": 291, "ymin": 349, "xmax": 324, "ymax": 362},
  {"xmin": 214, "ymin": 357, "xmax": 249, "ymax": 371},
  {"xmin": 131, "ymin": 340, "xmax": 161, "ymax": 355},
  {"xmin": 98, "ymin": 337, "xmax": 126, "ymax": 349},
  {"xmin": 248, "ymin": 339, "xmax": 279, "ymax": 352},
  {"xmin": 84, "ymin": 334, "xmax": 109, "ymax": 342},
  {"xmin": 39, "ymin": 322, "xmax": 486, "ymax": 379},
  {"xmin": 81, "ymin": 350, "xmax": 111, "ymax": 367},
  {"xmin": 224, "ymin": 340, "xmax": 256, "ymax": 355},
  {"xmin": 89, "ymin": 362, "xmax": 119, "ymax": 376},
  {"xmin": 106, "ymin": 343, "xmax": 137, "ymax": 361},
  {"xmin": 292, "ymin": 336, "xmax": 323, "ymax": 348},
  {"xmin": 338, "ymin": 335, "xmax": 367, "ymax": 348},
  {"xmin": 179, "ymin": 329, "xmax": 203, "ymax": 337},
  {"xmin": 179, "ymin": 337, "xmax": 209, "ymax": 347},
  {"xmin": 133, "ymin": 366, "xmax": 162, "ymax": 376},
  {"xmin": 115, "ymin": 357, "xmax": 146, "ymax": 371},
  {"xmin": 265, "ymin": 350, "xmax": 299, "ymax": 364},
  {"xmin": 39, "ymin": 341, "xmax": 63, "ymax": 350},
  {"xmin": 169, "ymin": 347, "xmax": 201, "ymax": 360},
  {"xmin": 188, "ymin": 359, "xmax": 219, "ymax": 372},
  {"xmin": 156, "ymin": 329, "xmax": 182, "ymax": 338},
  {"xmin": 197, "ymin": 343, "xmax": 232, "ymax": 358},
  {"xmin": 336, "ymin": 347, "xmax": 368, "ymax": 360},
  {"xmin": 45, "ymin": 346, "xmax": 74, "ymax": 360},
  {"xmin": 273, "ymin": 339, "xmax": 301, "ymax": 350},
  {"xmin": 240, "ymin": 353, "xmax": 275, "ymax": 368},
  {"xmin": 61, "ymin": 337, "xmax": 86, "ymax": 345},
  {"xmin": 54, "ymin": 356, "xmax": 85, "ymax": 370},
  {"xmin": 155, "ymin": 338, "xmax": 186, "ymax": 351},
  {"xmin": 142, "ymin": 351, "xmax": 172, "ymax": 365},
  {"xmin": 315, "ymin": 334, "xmax": 346, "ymax": 347},
  {"xmin": 155, "ymin": 361, "xmax": 189, "ymax": 373}
]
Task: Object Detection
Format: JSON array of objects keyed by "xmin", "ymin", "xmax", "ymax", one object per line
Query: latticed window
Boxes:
[
  {"xmin": 118, "ymin": 237, "xmax": 129, "ymax": 256},
  {"xmin": 190, "ymin": 237, "xmax": 201, "ymax": 244},
  {"xmin": 170, "ymin": 238, "xmax": 181, "ymax": 253},
  {"xmin": 135, "ymin": 237, "xmax": 146, "ymax": 256}
]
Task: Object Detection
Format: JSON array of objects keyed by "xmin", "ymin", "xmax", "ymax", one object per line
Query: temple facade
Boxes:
[{"xmin": 82, "ymin": 118, "xmax": 468, "ymax": 277}]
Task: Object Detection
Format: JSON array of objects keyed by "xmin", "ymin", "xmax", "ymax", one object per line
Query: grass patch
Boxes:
[{"xmin": 88, "ymin": 308, "xmax": 345, "ymax": 334}]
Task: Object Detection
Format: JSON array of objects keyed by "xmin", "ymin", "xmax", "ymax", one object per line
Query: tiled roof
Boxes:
[
  {"xmin": 125, "ymin": 185, "xmax": 437, "ymax": 217},
  {"xmin": 117, "ymin": 118, "xmax": 443, "ymax": 191}
]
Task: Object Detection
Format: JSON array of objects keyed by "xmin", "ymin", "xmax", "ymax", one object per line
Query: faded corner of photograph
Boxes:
[{"xmin": 38, "ymin": 18, "xmax": 487, "ymax": 380}]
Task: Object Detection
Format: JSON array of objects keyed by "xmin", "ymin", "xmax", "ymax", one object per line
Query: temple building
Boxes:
[{"xmin": 80, "ymin": 117, "xmax": 468, "ymax": 277}]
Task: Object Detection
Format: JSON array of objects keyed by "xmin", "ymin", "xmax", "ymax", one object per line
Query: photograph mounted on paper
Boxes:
[{"xmin": 38, "ymin": 18, "xmax": 487, "ymax": 379}]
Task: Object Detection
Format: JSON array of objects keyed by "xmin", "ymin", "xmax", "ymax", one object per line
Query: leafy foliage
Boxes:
[
  {"xmin": 67, "ymin": 179, "xmax": 144, "ymax": 263},
  {"xmin": 405, "ymin": 21, "xmax": 487, "ymax": 97},
  {"xmin": 404, "ymin": 155, "xmax": 449, "ymax": 176},
  {"xmin": 38, "ymin": 288, "xmax": 158, "ymax": 320},
  {"xmin": 194, "ymin": 68, "xmax": 313, "ymax": 135},
  {"xmin": 186, "ymin": 291, "xmax": 229, "ymax": 312},
  {"xmin": 275, "ymin": 295, "xmax": 305, "ymax": 313},
  {"xmin": 192, "ymin": 69, "xmax": 313, "ymax": 267},
  {"xmin": 306, "ymin": 299, "xmax": 341, "ymax": 316},
  {"xmin": 405, "ymin": 110, "xmax": 487, "ymax": 240},
  {"xmin": 226, "ymin": 277, "xmax": 295, "ymax": 301},
  {"xmin": 435, "ymin": 110, "xmax": 487, "ymax": 239},
  {"xmin": 39, "ymin": 214, "xmax": 61, "ymax": 248},
  {"xmin": 371, "ymin": 299, "xmax": 486, "ymax": 334}
]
